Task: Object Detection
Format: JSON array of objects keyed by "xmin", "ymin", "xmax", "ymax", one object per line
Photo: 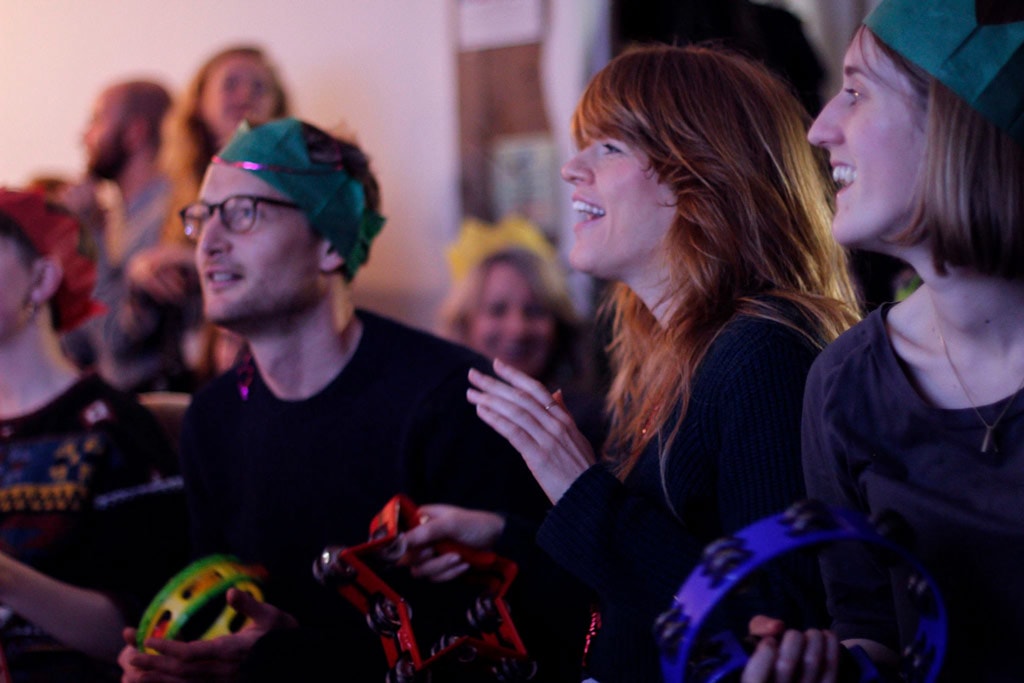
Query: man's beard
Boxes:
[{"xmin": 88, "ymin": 131, "xmax": 129, "ymax": 180}]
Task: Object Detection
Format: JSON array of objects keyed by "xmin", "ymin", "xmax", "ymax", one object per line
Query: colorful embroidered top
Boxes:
[{"xmin": 0, "ymin": 374, "xmax": 186, "ymax": 682}]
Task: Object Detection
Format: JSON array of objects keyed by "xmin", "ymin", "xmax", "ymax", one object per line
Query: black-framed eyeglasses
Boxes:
[{"xmin": 180, "ymin": 195, "xmax": 301, "ymax": 242}]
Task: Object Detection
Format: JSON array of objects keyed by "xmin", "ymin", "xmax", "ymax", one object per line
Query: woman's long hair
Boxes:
[
  {"xmin": 159, "ymin": 45, "xmax": 289, "ymax": 244},
  {"xmin": 574, "ymin": 45, "xmax": 860, "ymax": 474}
]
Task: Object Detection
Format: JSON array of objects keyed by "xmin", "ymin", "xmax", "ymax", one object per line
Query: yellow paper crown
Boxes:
[{"xmin": 447, "ymin": 214, "xmax": 559, "ymax": 283}]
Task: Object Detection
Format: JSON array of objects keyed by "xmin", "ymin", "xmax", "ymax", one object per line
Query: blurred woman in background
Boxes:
[{"xmin": 441, "ymin": 215, "xmax": 606, "ymax": 449}]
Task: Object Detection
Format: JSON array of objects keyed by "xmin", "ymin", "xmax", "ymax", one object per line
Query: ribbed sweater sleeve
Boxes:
[{"xmin": 537, "ymin": 316, "xmax": 823, "ymax": 681}]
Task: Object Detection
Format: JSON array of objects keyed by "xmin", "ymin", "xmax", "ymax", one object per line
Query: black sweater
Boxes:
[
  {"xmin": 181, "ymin": 311, "xmax": 577, "ymax": 681},
  {"xmin": 539, "ymin": 314, "xmax": 828, "ymax": 682}
]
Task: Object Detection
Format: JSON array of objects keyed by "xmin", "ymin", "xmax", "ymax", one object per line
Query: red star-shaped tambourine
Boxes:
[{"xmin": 313, "ymin": 494, "xmax": 536, "ymax": 682}]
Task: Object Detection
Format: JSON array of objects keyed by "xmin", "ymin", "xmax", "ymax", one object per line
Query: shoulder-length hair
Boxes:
[
  {"xmin": 160, "ymin": 45, "xmax": 290, "ymax": 244},
  {"xmin": 861, "ymin": 28, "xmax": 1024, "ymax": 279},
  {"xmin": 574, "ymin": 44, "xmax": 859, "ymax": 473}
]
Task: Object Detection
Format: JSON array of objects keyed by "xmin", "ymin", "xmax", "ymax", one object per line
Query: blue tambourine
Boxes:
[{"xmin": 656, "ymin": 500, "xmax": 947, "ymax": 683}]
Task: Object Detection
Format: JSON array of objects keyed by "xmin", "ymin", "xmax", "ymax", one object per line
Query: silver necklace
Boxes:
[{"xmin": 934, "ymin": 321, "xmax": 1024, "ymax": 455}]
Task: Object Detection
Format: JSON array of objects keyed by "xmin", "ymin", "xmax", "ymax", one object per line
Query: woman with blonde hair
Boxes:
[
  {"xmin": 440, "ymin": 216, "xmax": 607, "ymax": 448},
  {"xmin": 441, "ymin": 217, "xmax": 581, "ymax": 386},
  {"xmin": 159, "ymin": 45, "xmax": 289, "ymax": 246},
  {"xmin": 406, "ymin": 44, "xmax": 859, "ymax": 681}
]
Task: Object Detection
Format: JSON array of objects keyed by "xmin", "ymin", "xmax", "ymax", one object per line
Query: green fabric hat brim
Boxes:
[{"xmin": 866, "ymin": 0, "xmax": 1024, "ymax": 147}]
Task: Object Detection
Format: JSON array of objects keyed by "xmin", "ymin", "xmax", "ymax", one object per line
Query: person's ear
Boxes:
[
  {"xmin": 30, "ymin": 257, "xmax": 64, "ymax": 304},
  {"xmin": 318, "ymin": 239, "xmax": 345, "ymax": 274}
]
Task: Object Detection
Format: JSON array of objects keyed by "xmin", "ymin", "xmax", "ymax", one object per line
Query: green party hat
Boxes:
[
  {"xmin": 866, "ymin": 0, "xmax": 1024, "ymax": 146},
  {"xmin": 214, "ymin": 118, "xmax": 385, "ymax": 279}
]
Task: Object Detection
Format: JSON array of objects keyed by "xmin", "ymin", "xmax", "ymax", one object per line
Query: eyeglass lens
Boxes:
[{"xmin": 182, "ymin": 197, "xmax": 258, "ymax": 240}]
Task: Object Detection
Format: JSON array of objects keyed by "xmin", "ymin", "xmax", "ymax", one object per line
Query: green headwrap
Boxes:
[
  {"xmin": 214, "ymin": 117, "xmax": 386, "ymax": 279},
  {"xmin": 866, "ymin": 0, "xmax": 1024, "ymax": 147}
]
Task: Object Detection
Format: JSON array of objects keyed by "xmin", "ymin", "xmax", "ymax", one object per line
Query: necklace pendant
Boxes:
[{"xmin": 981, "ymin": 426, "xmax": 998, "ymax": 455}]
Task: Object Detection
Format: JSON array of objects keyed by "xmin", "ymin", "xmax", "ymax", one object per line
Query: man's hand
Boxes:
[{"xmin": 119, "ymin": 589, "xmax": 297, "ymax": 682}]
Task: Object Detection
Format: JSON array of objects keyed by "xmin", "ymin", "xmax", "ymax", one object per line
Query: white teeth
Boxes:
[
  {"xmin": 209, "ymin": 273, "xmax": 235, "ymax": 282},
  {"xmin": 832, "ymin": 166, "xmax": 856, "ymax": 187},
  {"xmin": 572, "ymin": 200, "xmax": 606, "ymax": 218}
]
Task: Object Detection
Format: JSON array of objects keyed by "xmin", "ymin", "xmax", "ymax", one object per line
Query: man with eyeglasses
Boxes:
[{"xmin": 116, "ymin": 118, "xmax": 563, "ymax": 681}]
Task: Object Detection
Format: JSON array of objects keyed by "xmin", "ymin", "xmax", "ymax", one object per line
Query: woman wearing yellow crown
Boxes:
[
  {"xmin": 442, "ymin": 215, "xmax": 577, "ymax": 384},
  {"xmin": 440, "ymin": 215, "xmax": 606, "ymax": 451},
  {"xmin": 743, "ymin": 0, "xmax": 1024, "ymax": 680}
]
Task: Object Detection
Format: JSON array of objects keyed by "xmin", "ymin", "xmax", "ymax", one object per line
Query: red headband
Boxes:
[{"xmin": 0, "ymin": 189, "xmax": 104, "ymax": 332}]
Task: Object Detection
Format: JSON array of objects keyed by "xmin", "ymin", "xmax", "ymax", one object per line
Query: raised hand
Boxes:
[
  {"xmin": 126, "ymin": 244, "xmax": 197, "ymax": 306},
  {"xmin": 466, "ymin": 359, "xmax": 595, "ymax": 503}
]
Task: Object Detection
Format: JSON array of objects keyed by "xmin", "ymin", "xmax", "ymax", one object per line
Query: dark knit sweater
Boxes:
[
  {"xmin": 180, "ymin": 311, "xmax": 576, "ymax": 681},
  {"xmin": 538, "ymin": 314, "xmax": 827, "ymax": 682}
]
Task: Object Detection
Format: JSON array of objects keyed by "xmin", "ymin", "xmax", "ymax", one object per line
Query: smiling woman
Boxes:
[
  {"xmin": 750, "ymin": 1, "xmax": 1024, "ymax": 679},
  {"xmin": 161, "ymin": 45, "xmax": 291, "ymax": 245},
  {"xmin": 439, "ymin": 215, "xmax": 607, "ymax": 451},
  {"xmin": 808, "ymin": 29, "xmax": 928, "ymax": 253},
  {"xmin": 441, "ymin": 217, "xmax": 582, "ymax": 384},
  {"xmin": 562, "ymin": 137, "xmax": 677, "ymax": 304},
  {"xmin": 406, "ymin": 43, "xmax": 861, "ymax": 683}
]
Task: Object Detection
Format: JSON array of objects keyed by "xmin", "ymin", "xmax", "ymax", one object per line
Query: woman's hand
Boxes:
[
  {"xmin": 399, "ymin": 504, "xmax": 506, "ymax": 582},
  {"xmin": 467, "ymin": 359, "xmax": 595, "ymax": 503},
  {"xmin": 126, "ymin": 244, "xmax": 197, "ymax": 306},
  {"xmin": 741, "ymin": 616, "xmax": 839, "ymax": 683}
]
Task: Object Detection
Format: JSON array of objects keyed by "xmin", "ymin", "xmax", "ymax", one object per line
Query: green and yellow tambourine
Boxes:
[{"xmin": 136, "ymin": 554, "xmax": 267, "ymax": 652}]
